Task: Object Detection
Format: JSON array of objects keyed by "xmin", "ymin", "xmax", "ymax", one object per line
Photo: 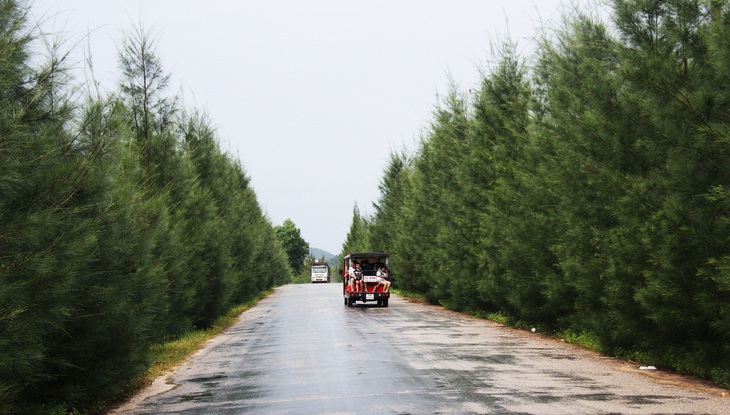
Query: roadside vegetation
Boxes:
[
  {"xmin": 275, "ymin": 219, "xmax": 309, "ymax": 277},
  {"xmin": 71, "ymin": 292, "xmax": 270, "ymax": 415},
  {"xmin": 0, "ymin": 1, "xmax": 292, "ymax": 413},
  {"xmin": 345, "ymin": 0, "xmax": 730, "ymax": 389},
  {"xmin": 117, "ymin": 292, "xmax": 271, "ymax": 413}
]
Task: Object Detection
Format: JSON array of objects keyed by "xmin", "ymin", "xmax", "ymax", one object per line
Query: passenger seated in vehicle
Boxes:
[
  {"xmin": 353, "ymin": 263, "xmax": 364, "ymax": 292},
  {"xmin": 376, "ymin": 265, "xmax": 391, "ymax": 292},
  {"xmin": 347, "ymin": 261, "xmax": 356, "ymax": 291}
]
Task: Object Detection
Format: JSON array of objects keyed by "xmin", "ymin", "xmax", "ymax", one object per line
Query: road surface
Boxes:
[{"xmin": 112, "ymin": 283, "xmax": 728, "ymax": 414}]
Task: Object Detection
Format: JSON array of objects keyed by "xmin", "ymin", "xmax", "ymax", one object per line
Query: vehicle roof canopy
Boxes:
[
  {"xmin": 343, "ymin": 252, "xmax": 389, "ymax": 268},
  {"xmin": 344, "ymin": 252, "xmax": 389, "ymax": 259}
]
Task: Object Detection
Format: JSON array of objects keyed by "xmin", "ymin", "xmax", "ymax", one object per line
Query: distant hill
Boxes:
[{"xmin": 310, "ymin": 247, "xmax": 338, "ymax": 265}]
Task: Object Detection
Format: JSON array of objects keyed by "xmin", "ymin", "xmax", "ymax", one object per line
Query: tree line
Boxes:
[
  {"xmin": 0, "ymin": 1, "xmax": 293, "ymax": 412},
  {"xmin": 345, "ymin": 0, "xmax": 730, "ymax": 388}
]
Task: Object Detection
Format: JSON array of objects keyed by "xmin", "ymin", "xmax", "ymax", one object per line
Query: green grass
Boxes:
[
  {"xmin": 467, "ymin": 310, "xmax": 510, "ymax": 325},
  {"xmin": 84, "ymin": 291, "xmax": 272, "ymax": 415},
  {"xmin": 390, "ymin": 288, "xmax": 428, "ymax": 303},
  {"xmin": 556, "ymin": 329, "xmax": 602, "ymax": 350},
  {"xmin": 145, "ymin": 292, "xmax": 271, "ymax": 382}
]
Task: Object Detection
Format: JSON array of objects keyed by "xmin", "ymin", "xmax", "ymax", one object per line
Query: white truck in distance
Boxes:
[{"xmin": 311, "ymin": 263, "xmax": 330, "ymax": 283}]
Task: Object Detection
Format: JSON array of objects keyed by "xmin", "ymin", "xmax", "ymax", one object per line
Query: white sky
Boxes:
[{"xmin": 29, "ymin": 0, "xmax": 582, "ymax": 254}]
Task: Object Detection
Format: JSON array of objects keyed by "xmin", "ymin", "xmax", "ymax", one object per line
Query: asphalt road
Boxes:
[{"xmin": 112, "ymin": 283, "xmax": 729, "ymax": 415}]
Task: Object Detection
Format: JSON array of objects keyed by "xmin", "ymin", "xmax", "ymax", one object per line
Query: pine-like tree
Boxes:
[
  {"xmin": 368, "ymin": 150, "xmax": 410, "ymax": 254},
  {"xmin": 340, "ymin": 205, "xmax": 370, "ymax": 255}
]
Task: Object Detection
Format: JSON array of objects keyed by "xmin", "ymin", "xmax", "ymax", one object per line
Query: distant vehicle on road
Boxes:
[
  {"xmin": 311, "ymin": 263, "xmax": 330, "ymax": 283},
  {"xmin": 342, "ymin": 252, "xmax": 391, "ymax": 307}
]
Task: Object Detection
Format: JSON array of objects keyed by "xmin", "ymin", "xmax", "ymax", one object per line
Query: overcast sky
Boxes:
[{"xmin": 30, "ymin": 0, "xmax": 588, "ymax": 254}]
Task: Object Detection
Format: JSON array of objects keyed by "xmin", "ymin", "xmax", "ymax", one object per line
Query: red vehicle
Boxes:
[{"xmin": 342, "ymin": 252, "xmax": 391, "ymax": 307}]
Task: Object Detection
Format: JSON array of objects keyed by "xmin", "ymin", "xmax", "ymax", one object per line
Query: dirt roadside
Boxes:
[{"xmin": 417, "ymin": 297, "xmax": 730, "ymax": 400}]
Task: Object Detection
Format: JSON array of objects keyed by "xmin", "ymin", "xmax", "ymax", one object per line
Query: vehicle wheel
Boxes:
[
  {"xmin": 344, "ymin": 297, "xmax": 348, "ymax": 306},
  {"xmin": 382, "ymin": 298, "xmax": 389, "ymax": 307},
  {"xmin": 376, "ymin": 299, "xmax": 383, "ymax": 306},
  {"xmin": 347, "ymin": 296, "xmax": 354, "ymax": 307}
]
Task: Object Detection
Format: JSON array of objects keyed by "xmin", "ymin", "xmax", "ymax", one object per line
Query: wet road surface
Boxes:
[{"xmin": 114, "ymin": 283, "xmax": 729, "ymax": 414}]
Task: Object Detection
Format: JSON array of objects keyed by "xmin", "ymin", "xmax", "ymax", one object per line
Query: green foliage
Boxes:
[
  {"xmin": 274, "ymin": 218, "xmax": 309, "ymax": 274},
  {"xmin": 558, "ymin": 330, "xmax": 603, "ymax": 351},
  {"xmin": 340, "ymin": 205, "xmax": 370, "ymax": 255},
  {"xmin": 469, "ymin": 40, "xmax": 567, "ymax": 324},
  {"xmin": 368, "ymin": 150, "xmax": 410, "ymax": 255},
  {"xmin": 0, "ymin": 2, "xmax": 290, "ymax": 412},
  {"xmin": 346, "ymin": 0, "xmax": 730, "ymax": 389}
]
